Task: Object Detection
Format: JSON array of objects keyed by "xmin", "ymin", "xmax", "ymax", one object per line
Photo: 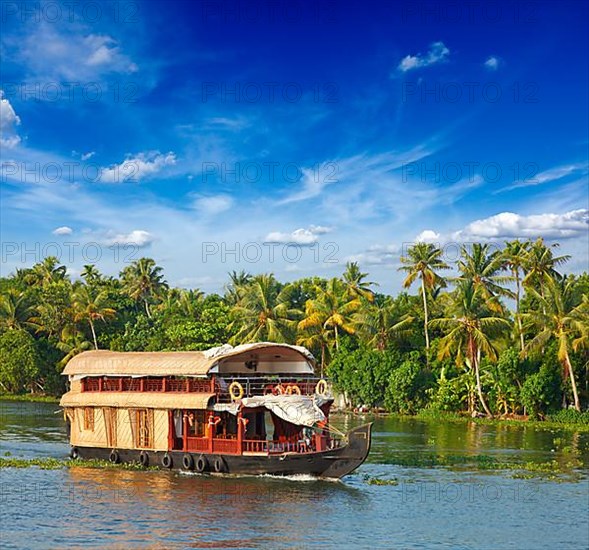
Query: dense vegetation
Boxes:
[{"xmin": 1, "ymin": 238, "xmax": 588, "ymax": 420}]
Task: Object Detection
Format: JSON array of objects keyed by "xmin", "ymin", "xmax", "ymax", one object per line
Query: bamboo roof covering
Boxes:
[
  {"xmin": 62, "ymin": 343, "xmax": 315, "ymax": 377},
  {"xmin": 60, "ymin": 391, "xmax": 216, "ymax": 410}
]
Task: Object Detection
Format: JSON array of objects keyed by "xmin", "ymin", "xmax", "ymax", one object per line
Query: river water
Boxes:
[{"xmin": 1, "ymin": 400, "xmax": 588, "ymax": 549}]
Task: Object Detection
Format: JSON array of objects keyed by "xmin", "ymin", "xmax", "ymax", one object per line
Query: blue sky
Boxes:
[{"xmin": 1, "ymin": 0, "xmax": 588, "ymax": 293}]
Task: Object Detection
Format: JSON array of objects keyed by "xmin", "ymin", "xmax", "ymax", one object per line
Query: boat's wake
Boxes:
[{"xmin": 177, "ymin": 471, "xmax": 340, "ymax": 483}]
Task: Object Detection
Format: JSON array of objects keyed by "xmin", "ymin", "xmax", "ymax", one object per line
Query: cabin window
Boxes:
[
  {"xmin": 135, "ymin": 409, "xmax": 153, "ymax": 448},
  {"xmin": 83, "ymin": 407, "xmax": 95, "ymax": 431}
]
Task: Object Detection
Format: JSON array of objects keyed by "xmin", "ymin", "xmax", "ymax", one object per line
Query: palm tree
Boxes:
[
  {"xmin": 81, "ymin": 264, "xmax": 103, "ymax": 286},
  {"xmin": 120, "ymin": 258, "xmax": 168, "ymax": 318},
  {"xmin": 457, "ymin": 243, "xmax": 514, "ymax": 310},
  {"xmin": 229, "ymin": 274, "xmax": 299, "ymax": 343},
  {"xmin": 298, "ymin": 278, "xmax": 359, "ymax": 352},
  {"xmin": 523, "ymin": 238, "xmax": 570, "ymax": 297},
  {"xmin": 0, "ymin": 289, "xmax": 38, "ymax": 331},
  {"xmin": 353, "ymin": 296, "xmax": 413, "ymax": 351},
  {"xmin": 224, "ymin": 270, "xmax": 252, "ymax": 306},
  {"xmin": 57, "ymin": 328, "xmax": 93, "ymax": 365},
  {"xmin": 522, "ymin": 278, "xmax": 587, "ymax": 411},
  {"xmin": 342, "ymin": 262, "xmax": 376, "ymax": 301},
  {"xmin": 399, "ymin": 243, "xmax": 450, "ymax": 349},
  {"xmin": 501, "ymin": 239, "xmax": 531, "ymax": 350},
  {"xmin": 72, "ymin": 286, "xmax": 116, "ymax": 349},
  {"xmin": 26, "ymin": 257, "xmax": 68, "ymax": 287},
  {"xmin": 430, "ymin": 280, "xmax": 511, "ymax": 417}
]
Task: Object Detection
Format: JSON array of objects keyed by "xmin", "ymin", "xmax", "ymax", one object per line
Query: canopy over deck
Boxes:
[{"xmin": 62, "ymin": 343, "xmax": 316, "ymax": 378}]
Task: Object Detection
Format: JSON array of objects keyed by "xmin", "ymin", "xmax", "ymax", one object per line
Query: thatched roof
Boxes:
[
  {"xmin": 62, "ymin": 343, "xmax": 315, "ymax": 377},
  {"xmin": 60, "ymin": 391, "xmax": 215, "ymax": 410}
]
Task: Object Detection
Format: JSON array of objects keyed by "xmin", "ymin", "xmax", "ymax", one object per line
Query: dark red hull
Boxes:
[{"xmin": 70, "ymin": 423, "xmax": 372, "ymax": 479}]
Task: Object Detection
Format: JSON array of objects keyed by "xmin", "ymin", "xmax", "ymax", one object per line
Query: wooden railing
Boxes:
[{"xmin": 81, "ymin": 376, "xmax": 216, "ymax": 394}]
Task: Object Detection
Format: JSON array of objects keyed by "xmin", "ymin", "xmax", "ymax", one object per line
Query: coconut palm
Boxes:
[
  {"xmin": 522, "ymin": 278, "xmax": 587, "ymax": 411},
  {"xmin": 57, "ymin": 328, "xmax": 93, "ymax": 366},
  {"xmin": 298, "ymin": 278, "xmax": 360, "ymax": 351},
  {"xmin": 120, "ymin": 258, "xmax": 168, "ymax": 318},
  {"xmin": 457, "ymin": 243, "xmax": 514, "ymax": 310},
  {"xmin": 229, "ymin": 274, "xmax": 299, "ymax": 343},
  {"xmin": 81, "ymin": 264, "xmax": 103, "ymax": 286},
  {"xmin": 399, "ymin": 243, "xmax": 450, "ymax": 349},
  {"xmin": 353, "ymin": 296, "xmax": 413, "ymax": 351},
  {"xmin": 501, "ymin": 239, "xmax": 531, "ymax": 350},
  {"xmin": 0, "ymin": 289, "xmax": 38, "ymax": 331},
  {"xmin": 523, "ymin": 238, "xmax": 570, "ymax": 296},
  {"xmin": 72, "ymin": 286, "xmax": 116, "ymax": 349},
  {"xmin": 342, "ymin": 262, "xmax": 376, "ymax": 301},
  {"xmin": 430, "ymin": 280, "xmax": 511, "ymax": 417},
  {"xmin": 224, "ymin": 270, "xmax": 253, "ymax": 306},
  {"xmin": 26, "ymin": 257, "xmax": 68, "ymax": 287}
]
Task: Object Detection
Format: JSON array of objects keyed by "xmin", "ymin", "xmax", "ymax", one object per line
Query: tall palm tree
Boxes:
[
  {"xmin": 399, "ymin": 243, "xmax": 450, "ymax": 349},
  {"xmin": 81, "ymin": 264, "xmax": 103, "ymax": 286},
  {"xmin": 430, "ymin": 280, "xmax": 511, "ymax": 417},
  {"xmin": 342, "ymin": 262, "xmax": 376, "ymax": 301},
  {"xmin": 353, "ymin": 296, "xmax": 413, "ymax": 351},
  {"xmin": 298, "ymin": 278, "xmax": 359, "ymax": 352},
  {"xmin": 522, "ymin": 278, "xmax": 587, "ymax": 411},
  {"xmin": 229, "ymin": 274, "xmax": 298, "ymax": 343},
  {"xmin": 457, "ymin": 243, "xmax": 514, "ymax": 310},
  {"xmin": 72, "ymin": 286, "xmax": 116, "ymax": 349},
  {"xmin": 224, "ymin": 270, "xmax": 253, "ymax": 306},
  {"xmin": 501, "ymin": 239, "xmax": 531, "ymax": 350},
  {"xmin": 0, "ymin": 289, "xmax": 38, "ymax": 331},
  {"xmin": 120, "ymin": 258, "xmax": 168, "ymax": 318}
]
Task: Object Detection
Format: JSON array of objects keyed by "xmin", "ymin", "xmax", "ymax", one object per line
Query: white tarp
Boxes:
[{"xmin": 214, "ymin": 394, "xmax": 327, "ymax": 427}]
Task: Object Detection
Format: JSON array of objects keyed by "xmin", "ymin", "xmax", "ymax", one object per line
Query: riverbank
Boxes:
[{"xmin": 0, "ymin": 393, "xmax": 60, "ymax": 403}]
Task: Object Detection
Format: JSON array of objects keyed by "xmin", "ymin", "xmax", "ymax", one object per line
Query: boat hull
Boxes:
[{"xmin": 69, "ymin": 423, "xmax": 372, "ymax": 479}]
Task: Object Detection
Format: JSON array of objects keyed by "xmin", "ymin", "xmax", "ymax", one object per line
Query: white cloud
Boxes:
[
  {"xmin": 484, "ymin": 56, "xmax": 501, "ymax": 70},
  {"xmin": 0, "ymin": 91, "xmax": 21, "ymax": 148},
  {"xmin": 81, "ymin": 152, "xmax": 95, "ymax": 161},
  {"xmin": 52, "ymin": 226, "xmax": 73, "ymax": 236},
  {"xmin": 100, "ymin": 152, "xmax": 176, "ymax": 183},
  {"xmin": 192, "ymin": 194, "xmax": 234, "ymax": 215},
  {"xmin": 265, "ymin": 225, "xmax": 331, "ymax": 245},
  {"xmin": 13, "ymin": 24, "xmax": 138, "ymax": 83},
  {"xmin": 102, "ymin": 230, "xmax": 154, "ymax": 247},
  {"xmin": 415, "ymin": 230, "xmax": 441, "ymax": 243},
  {"xmin": 398, "ymin": 42, "xmax": 450, "ymax": 72},
  {"xmin": 453, "ymin": 209, "xmax": 589, "ymax": 240}
]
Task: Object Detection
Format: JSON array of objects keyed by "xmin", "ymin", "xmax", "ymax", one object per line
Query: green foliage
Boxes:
[
  {"xmin": 329, "ymin": 346, "xmax": 401, "ymax": 407},
  {"xmin": 385, "ymin": 351, "xmax": 434, "ymax": 413},
  {"xmin": 548, "ymin": 409, "xmax": 589, "ymax": 425},
  {"xmin": 520, "ymin": 363, "xmax": 562, "ymax": 419},
  {"xmin": 0, "ymin": 329, "xmax": 41, "ymax": 393}
]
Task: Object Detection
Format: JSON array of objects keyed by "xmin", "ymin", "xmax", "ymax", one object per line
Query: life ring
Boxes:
[
  {"xmin": 196, "ymin": 454, "xmax": 208, "ymax": 473},
  {"xmin": 109, "ymin": 450, "xmax": 120, "ymax": 464},
  {"xmin": 286, "ymin": 384, "xmax": 301, "ymax": 395},
  {"xmin": 208, "ymin": 415, "xmax": 221, "ymax": 426},
  {"xmin": 162, "ymin": 453, "xmax": 173, "ymax": 469},
  {"xmin": 273, "ymin": 383, "xmax": 286, "ymax": 395},
  {"xmin": 182, "ymin": 454, "xmax": 194, "ymax": 470},
  {"xmin": 315, "ymin": 379, "xmax": 328, "ymax": 397},
  {"xmin": 229, "ymin": 381, "xmax": 244, "ymax": 401},
  {"xmin": 70, "ymin": 447, "xmax": 79, "ymax": 460},
  {"xmin": 213, "ymin": 456, "xmax": 226, "ymax": 473},
  {"xmin": 139, "ymin": 451, "xmax": 149, "ymax": 467}
]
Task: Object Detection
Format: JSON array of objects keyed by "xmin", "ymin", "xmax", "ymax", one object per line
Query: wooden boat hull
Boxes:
[{"xmin": 69, "ymin": 423, "xmax": 372, "ymax": 479}]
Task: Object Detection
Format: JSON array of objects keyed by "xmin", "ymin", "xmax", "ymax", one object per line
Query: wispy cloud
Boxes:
[
  {"xmin": 100, "ymin": 152, "xmax": 176, "ymax": 183},
  {"xmin": 498, "ymin": 162, "xmax": 588, "ymax": 192},
  {"xmin": 265, "ymin": 225, "xmax": 332, "ymax": 245},
  {"xmin": 191, "ymin": 194, "xmax": 234, "ymax": 215},
  {"xmin": 397, "ymin": 41, "xmax": 450, "ymax": 73},
  {"xmin": 484, "ymin": 56, "xmax": 501, "ymax": 70}
]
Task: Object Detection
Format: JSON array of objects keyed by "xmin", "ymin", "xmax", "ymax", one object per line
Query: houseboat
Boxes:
[{"xmin": 59, "ymin": 343, "xmax": 372, "ymax": 478}]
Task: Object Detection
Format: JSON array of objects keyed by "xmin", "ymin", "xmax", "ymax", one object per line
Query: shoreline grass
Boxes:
[{"xmin": 0, "ymin": 393, "xmax": 61, "ymax": 404}]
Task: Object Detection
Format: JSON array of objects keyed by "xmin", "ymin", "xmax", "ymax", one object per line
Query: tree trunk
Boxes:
[
  {"xmin": 564, "ymin": 352, "xmax": 581, "ymax": 412},
  {"xmin": 145, "ymin": 299, "xmax": 151, "ymax": 318},
  {"xmin": 515, "ymin": 270, "xmax": 524, "ymax": 351},
  {"xmin": 320, "ymin": 343, "xmax": 325, "ymax": 378},
  {"xmin": 89, "ymin": 319, "xmax": 98, "ymax": 350},
  {"xmin": 471, "ymin": 337, "xmax": 492, "ymax": 417},
  {"xmin": 334, "ymin": 324, "xmax": 339, "ymax": 350},
  {"xmin": 421, "ymin": 277, "xmax": 430, "ymax": 349}
]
